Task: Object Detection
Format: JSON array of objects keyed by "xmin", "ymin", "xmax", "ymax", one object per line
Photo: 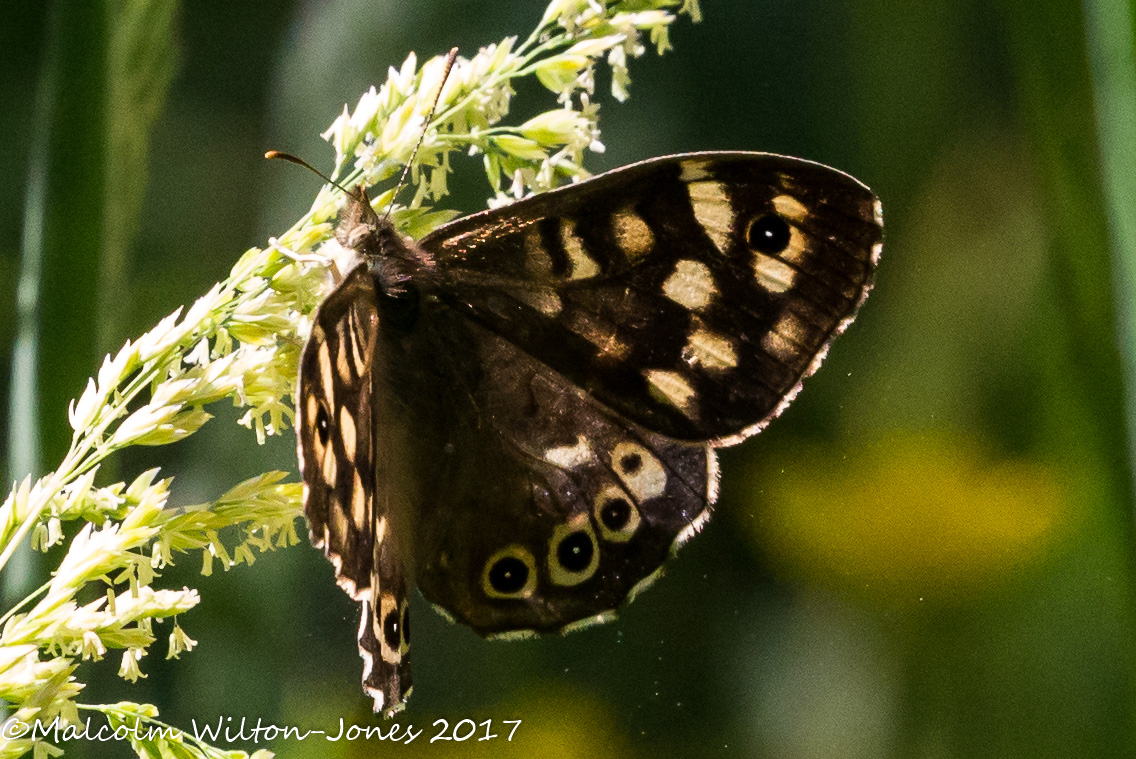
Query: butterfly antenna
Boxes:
[
  {"xmin": 264, "ymin": 150, "xmax": 363, "ymax": 200},
  {"xmin": 380, "ymin": 46, "xmax": 460, "ymax": 225}
]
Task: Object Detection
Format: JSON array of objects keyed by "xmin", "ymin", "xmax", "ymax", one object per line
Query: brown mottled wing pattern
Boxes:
[
  {"xmin": 296, "ymin": 261, "xmax": 411, "ymax": 714},
  {"xmin": 422, "ymin": 152, "xmax": 882, "ymax": 444}
]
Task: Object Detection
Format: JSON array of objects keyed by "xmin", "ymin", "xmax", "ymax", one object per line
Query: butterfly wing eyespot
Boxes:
[
  {"xmin": 547, "ymin": 513, "xmax": 600, "ymax": 586},
  {"xmin": 482, "ymin": 547, "xmax": 537, "ymax": 598},
  {"xmin": 314, "ymin": 404, "xmax": 331, "ymax": 446},
  {"xmin": 594, "ymin": 486, "xmax": 640, "ymax": 542},
  {"xmin": 381, "ymin": 600, "xmax": 403, "ymax": 652},
  {"xmin": 556, "ymin": 532, "xmax": 594, "ymax": 572},
  {"xmin": 746, "ymin": 213, "xmax": 792, "ymax": 253},
  {"xmin": 617, "ymin": 450, "xmax": 642, "ymax": 473}
]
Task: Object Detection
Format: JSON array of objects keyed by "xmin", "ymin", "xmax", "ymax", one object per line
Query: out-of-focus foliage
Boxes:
[{"xmin": 2, "ymin": 0, "xmax": 1135, "ymax": 757}]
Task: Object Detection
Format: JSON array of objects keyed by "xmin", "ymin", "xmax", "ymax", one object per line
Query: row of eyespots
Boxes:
[{"xmin": 480, "ymin": 484, "xmax": 643, "ymax": 599}]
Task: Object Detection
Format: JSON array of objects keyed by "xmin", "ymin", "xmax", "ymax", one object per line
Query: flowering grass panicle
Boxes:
[{"xmin": 0, "ymin": 2, "xmax": 698, "ymax": 756}]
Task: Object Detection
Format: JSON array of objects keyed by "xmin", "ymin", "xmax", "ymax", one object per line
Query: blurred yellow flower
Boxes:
[{"xmin": 745, "ymin": 431, "xmax": 1070, "ymax": 606}]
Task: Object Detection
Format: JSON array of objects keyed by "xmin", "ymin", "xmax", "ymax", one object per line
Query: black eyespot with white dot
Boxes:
[
  {"xmin": 401, "ymin": 606, "xmax": 410, "ymax": 646},
  {"xmin": 482, "ymin": 546, "xmax": 537, "ymax": 599},
  {"xmin": 489, "ymin": 557, "xmax": 528, "ymax": 593},
  {"xmin": 382, "ymin": 608, "xmax": 401, "ymax": 650},
  {"xmin": 556, "ymin": 531, "xmax": 594, "ymax": 573},
  {"xmin": 594, "ymin": 486, "xmax": 641, "ymax": 543},
  {"xmin": 747, "ymin": 214, "xmax": 792, "ymax": 254},
  {"xmin": 315, "ymin": 404, "xmax": 330, "ymax": 446},
  {"xmin": 549, "ymin": 521, "xmax": 599, "ymax": 586},
  {"xmin": 600, "ymin": 497, "xmax": 632, "ymax": 532}
]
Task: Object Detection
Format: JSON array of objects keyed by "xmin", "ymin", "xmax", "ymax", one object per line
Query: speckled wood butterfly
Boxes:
[{"xmin": 296, "ymin": 152, "xmax": 882, "ymax": 714}]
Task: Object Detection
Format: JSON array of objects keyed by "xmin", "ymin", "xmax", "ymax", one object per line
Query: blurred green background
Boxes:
[{"xmin": 3, "ymin": 0, "xmax": 1136, "ymax": 756}]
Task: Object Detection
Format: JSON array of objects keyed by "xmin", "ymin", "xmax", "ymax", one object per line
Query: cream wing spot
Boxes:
[
  {"xmin": 754, "ymin": 253, "xmax": 796, "ymax": 293},
  {"xmin": 560, "ymin": 219, "xmax": 600, "ymax": 279},
  {"xmin": 544, "ymin": 435, "xmax": 592, "ymax": 469},
  {"xmin": 777, "ymin": 227, "xmax": 809, "ymax": 266},
  {"xmin": 351, "ymin": 471, "xmax": 367, "ymax": 527},
  {"xmin": 771, "ymin": 194, "xmax": 809, "ymax": 222},
  {"xmin": 321, "ymin": 434, "xmax": 338, "ymax": 484},
  {"xmin": 330, "ymin": 496, "xmax": 349, "ymax": 543},
  {"xmin": 762, "ymin": 330, "xmax": 799, "ymax": 365},
  {"xmin": 317, "ymin": 343, "xmax": 335, "ymax": 409},
  {"xmin": 683, "ymin": 327, "xmax": 738, "ymax": 370},
  {"xmin": 339, "ymin": 406, "xmax": 357, "ymax": 462},
  {"xmin": 645, "ymin": 369, "xmax": 698, "ymax": 417},
  {"xmin": 304, "ymin": 394, "xmax": 324, "ymax": 462},
  {"xmin": 347, "ymin": 309, "xmax": 368, "ymax": 377},
  {"xmin": 774, "ymin": 311, "xmax": 811, "ymax": 348},
  {"xmin": 376, "ymin": 593, "xmax": 402, "ymax": 664},
  {"xmin": 335, "ymin": 322, "xmax": 353, "ymax": 383},
  {"xmin": 611, "ymin": 442, "xmax": 667, "ymax": 501},
  {"xmin": 688, "ymin": 180, "xmax": 732, "ymax": 252},
  {"xmin": 680, "ymin": 159, "xmax": 713, "ymax": 181},
  {"xmin": 612, "ymin": 209, "xmax": 654, "ymax": 261},
  {"xmin": 663, "ymin": 259, "xmax": 717, "ymax": 310}
]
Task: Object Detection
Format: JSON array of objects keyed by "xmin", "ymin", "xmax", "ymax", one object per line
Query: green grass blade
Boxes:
[
  {"xmin": 100, "ymin": 0, "xmax": 179, "ymax": 352},
  {"xmin": 1084, "ymin": 0, "xmax": 1136, "ymax": 458}
]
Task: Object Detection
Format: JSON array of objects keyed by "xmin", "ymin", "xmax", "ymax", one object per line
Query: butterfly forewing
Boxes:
[
  {"xmin": 421, "ymin": 152, "xmax": 882, "ymax": 443},
  {"xmin": 297, "ymin": 262, "xmax": 411, "ymax": 714}
]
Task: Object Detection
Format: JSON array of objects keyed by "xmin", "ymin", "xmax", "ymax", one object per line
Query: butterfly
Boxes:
[{"xmin": 295, "ymin": 151, "xmax": 882, "ymax": 715}]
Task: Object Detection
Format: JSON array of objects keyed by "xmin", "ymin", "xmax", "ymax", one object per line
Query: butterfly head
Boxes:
[{"xmin": 331, "ymin": 186, "xmax": 435, "ymax": 327}]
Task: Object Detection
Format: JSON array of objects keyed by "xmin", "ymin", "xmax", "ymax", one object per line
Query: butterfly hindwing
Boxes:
[
  {"xmin": 422, "ymin": 152, "xmax": 882, "ymax": 444},
  {"xmin": 296, "ymin": 261, "xmax": 411, "ymax": 714},
  {"xmin": 400, "ymin": 307, "xmax": 715, "ymax": 635}
]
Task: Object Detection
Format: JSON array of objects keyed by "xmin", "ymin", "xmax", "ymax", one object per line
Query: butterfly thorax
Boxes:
[{"xmin": 337, "ymin": 196, "xmax": 438, "ymax": 333}]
